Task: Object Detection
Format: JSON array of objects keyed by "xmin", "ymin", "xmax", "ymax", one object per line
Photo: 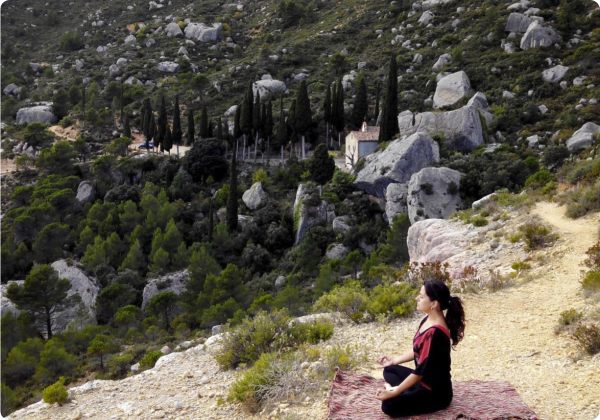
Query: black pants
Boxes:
[{"xmin": 381, "ymin": 365, "xmax": 452, "ymax": 418}]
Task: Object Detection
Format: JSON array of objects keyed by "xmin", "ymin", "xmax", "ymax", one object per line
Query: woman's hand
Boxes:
[
  {"xmin": 376, "ymin": 355, "xmax": 394, "ymax": 367},
  {"xmin": 375, "ymin": 388, "xmax": 395, "ymax": 401}
]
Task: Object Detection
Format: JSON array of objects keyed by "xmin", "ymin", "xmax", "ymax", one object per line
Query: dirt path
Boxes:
[{"xmin": 452, "ymin": 202, "xmax": 600, "ymax": 419}]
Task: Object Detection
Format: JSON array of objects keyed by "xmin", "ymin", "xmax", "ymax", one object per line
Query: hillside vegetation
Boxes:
[{"xmin": 1, "ymin": 0, "xmax": 600, "ymax": 417}]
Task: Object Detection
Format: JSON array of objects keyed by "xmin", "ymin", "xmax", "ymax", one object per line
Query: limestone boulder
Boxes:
[
  {"xmin": 242, "ymin": 182, "xmax": 268, "ymax": 211},
  {"xmin": 123, "ymin": 34, "xmax": 137, "ymax": 44},
  {"xmin": 520, "ymin": 21, "xmax": 560, "ymax": 50},
  {"xmin": 16, "ymin": 103, "xmax": 57, "ymax": 125},
  {"xmin": 408, "ymin": 218, "xmax": 475, "ymax": 264},
  {"xmin": 397, "ymin": 105, "xmax": 484, "ymax": 153},
  {"xmin": 224, "ymin": 105, "xmax": 238, "ymax": 117},
  {"xmin": 505, "ymin": 13, "xmax": 537, "ymax": 33},
  {"xmin": 50, "ymin": 260, "xmax": 100, "ymax": 331},
  {"xmin": 406, "ymin": 167, "xmax": 464, "ymax": 224},
  {"xmin": 466, "ymin": 92, "xmax": 494, "ymax": 126},
  {"xmin": 142, "ymin": 270, "xmax": 189, "ymax": 309},
  {"xmin": 566, "ymin": 122, "xmax": 600, "ymax": 152},
  {"xmin": 275, "ymin": 276, "xmax": 286, "ymax": 288},
  {"xmin": 184, "ymin": 23, "xmax": 223, "ymax": 42},
  {"xmin": 542, "ymin": 65, "xmax": 569, "ymax": 83},
  {"xmin": 432, "ymin": 54, "xmax": 451, "ymax": 71},
  {"xmin": 326, "ymin": 244, "xmax": 350, "ymax": 260},
  {"xmin": 354, "ymin": 132, "xmax": 440, "ymax": 198},
  {"xmin": 293, "ymin": 184, "xmax": 335, "ymax": 244},
  {"xmin": 165, "ymin": 22, "xmax": 183, "ymax": 37},
  {"xmin": 433, "ymin": 71, "xmax": 472, "ymax": 109},
  {"xmin": 109, "ymin": 64, "xmax": 122, "ymax": 78},
  {"xmin": 419, "ymin": 11, "xmax": 434, "ymax": 26},
  {"xmin": 385, "ymin": 183, "xmax": 409, "ymax": 226},
  {"xmin": 158, "ymin": 61, "xmax": 179, "ymax": 73},
  {"xmin": 472, "ymin": 193, "xmax": 498, "ymax": 210},
  {"xmin": 76, "ymin": 181, "xmax": 95, "ymax": 204},
  {"xmin": 3, "ymin": 83, "xmax": 21, "ymax": 96},
  {"xmin": 332, "ymin": 215, "xmax": 354, "ymax": 235},
  {"xmin": 253, "ymin": 80, "xmax": 287, "ymax": 98}
]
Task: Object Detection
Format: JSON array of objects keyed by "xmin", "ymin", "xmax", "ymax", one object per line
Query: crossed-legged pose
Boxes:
[{"xmin": 375, "ymin": 280, "xmax": 465, "ymax": 418}]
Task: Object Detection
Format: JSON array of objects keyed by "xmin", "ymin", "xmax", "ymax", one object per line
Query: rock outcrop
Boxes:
[
  {"xmin": 332, "ymin": 215, "xmax": 354, "ymax": 235},
  {"xmin": 142, "ymin": 270, "xmax": 189, "ymax": 309},
  {"xmin": 16, "ymin": 103, "xmax": 57, "ymax": 125},
  {"xmin": 326, "ymin": 244, "xmax": 350, "ymax": 260},
  {"xmin": 566, "ymin": 122, "xmax": 600, "ymax": 152},
  {"xmin": 165, "ymin": 22, "xmax": 183, "ymax": 37},
  {"xmin": 397, "ymin": 105, "xmax": 484, "ymax": 153},
  {"xmin": 184, "ymin": 23, "xmax": 223, "ymax": 42},
  {"xmin": 520, "ymin": 21, "xmax": 560, "ymax": 50},
  {"xmin": 433, "ymin": 71, "xmax": 472, "ymax": 109},
  {"xmin": 385, "ymin": 183, "xmax": 409, "ymax": 226},
  {"xmin": 293, "ymin": 184, "xmax": 336, "ymax": 244},
  {"xmin": 354, "ymin": 132, "xmax": 440, "ymax": 198},
  {"xmin": 158, "ymin": 62, "xmax": 179, "ymax": 73},
  {"xmin": 542, "ymin": 65, "xmax": 569, "ymax": 83},
  {"xmin": 505, "ymin": 12, "xmax": 543, "ymax": 33},
  {"xmin": 76, "ymin": 181, "xmax": 95, "ymax": 204},
  {"xmin": 406, "ymin": 167, "xmax": 464, "ymax": 224},
  {"xmin": 242, "ymin": 182, "xmax": 268, "ymax": 211},
  {"xmin": 253, "ymin": 80, "xmax": 287, "ymax": 98}
]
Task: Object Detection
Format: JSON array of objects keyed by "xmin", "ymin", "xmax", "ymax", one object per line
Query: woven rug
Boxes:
[{"xmin": 327, "ymin": 368, "xmax": 538, "ymax": 420}]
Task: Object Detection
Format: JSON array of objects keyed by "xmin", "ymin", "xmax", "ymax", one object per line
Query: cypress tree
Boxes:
[
  {"xmin": 334, "ymin": 79, "xmax": 345, "ymax": 144},
  {"xmin": 208, "ymin": 198, "xmax": 214, "ymax": 243},
  {"xmin": 172, "ymin": 95, "xmax": 182, "ymax": 157},
  {"xmin": 275, "ymin": 95, "xmax": 286, "ymax": 150},
  {"xmin": 226, "ymin": 150, "xmax": 238, "ymax": 232},
  {"xmin": 253, "ymin": 92, "xmax": 262, "ymax": 160},
  {"xmin": 123, "ymin": 114, "xmax": 131, "ymax": 139},
  {"xmin": 295, "ymin": 80, "xmax": 312, "ymax": 159},
  {"xmin": 164, "ymin": 124, "xmax": 173, "ymax": 155},
  {"xmin": 157, "ymin": 95, "xmax": 168, "ymax": 154},
  {"xmin": 200, "ymin": 104, "xmax": 208, "ymax": 139},
  {"xmin": 240, "ymin": 88, "xmax": 252, "ymax": 138},
  {"xmin": 287, "ymin": 99, "xmax": 297, "ymax": 157},
  {"xmin": 222, "ymin": 117, "xmax": 229, "ymax": 143},
  {"xmin": 149, "ymin": 113, "xmax": 157, "ymax": 154},
  {"xmin": 234, "ymin": 104, "xmax": 242, "ymax": 140},
  {"xmin": 351, "ymin": 72, "xmax": 368, "ymax": 129},
  {"xmin": 187, "ymin": 108, "xmax": 195, "ymax": 146},
  {"xmin": 207, "ymin": 120, "xmax": 214, "ymax": 138},
  {"xmin": 143, "ymin": 109, "xmax": 151, "ymax": 152},
  {"xmin": 378, "ymin": 53, "xmax": 399, "ymax": 143},
  {"xmin": 217, "ymin": 116, "xmax": 223, "ymax": 140},
  {"xmin": 324, "ymin": 80, "xmax": 332, "ymax": 146},
  {"xmin": 374, "ymin": 82, "xmax": 381, "ymax": 124}
]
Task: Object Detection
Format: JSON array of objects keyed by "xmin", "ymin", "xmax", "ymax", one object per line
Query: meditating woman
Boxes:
[{"xmin": 375, "ymin": 280, "xmax": 465, "ymax": 418}]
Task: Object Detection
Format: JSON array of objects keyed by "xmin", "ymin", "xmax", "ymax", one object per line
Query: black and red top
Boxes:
[{"xmin": 413, "ymin": 316, "xmax": 452, "ymax": 395}]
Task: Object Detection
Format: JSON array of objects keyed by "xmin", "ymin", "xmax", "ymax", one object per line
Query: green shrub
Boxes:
[
  {"xmin": 139, "ymin": 350, "xmax": 162, "ymax": 369},
  {"xmin": 289, "ymin": 321, "xmax": 334, "ymax": 344},
  {"xmin": 511, "ymin": 261, "xmax": 531, "ymax": 272},
  {"xmin": 559, "ymin": 309, "xmax": 583, "ymax": 327},
  {"xmin": 572, "ymin": 324, "xmax": 600, "ymax": 355},
  {"xmin": 519, "ymin": 220, "xmax": 558, "ymax": 250},
  {"xmin": 60, "ymin": 33, "xmax": 84, "ymax": 51},
  {"xmin": 252, "ymin": 168, "xmax": 270, "ymax": 185},
  {"xmin": 525, "ymin": 170, "xmax": 554, "ymax": 188},
  {"xmin": 367, "ymin": 282, "xmax": 417, "ymax": 319},
  {"xmin": 508, "ymin": 232, "xmax": 523, "ymax": 243},
  {"xmin": 1, "ymin": 383, "xmax": 18, "ymax": 415},
  {"xmin": 582, "ymin": 271, "xmax": 600, "ymax": 292},
  {"xmin": 313, "ymin": 280, "xmax": 370, "ymax": 323},
  {"xmin": 471, "ymin": 216, "xmax": 488, "ymax": 227},
  {"xmin": 43, "ymin": 377, "xmax": 68, "ymax": 405},
  {"xmin": 566, "ymin": 161, "xmax": 595, "ymax": 185},
  {"xmin": 584, "ymin": 241, "xmax": 600, "ymax": 271}
]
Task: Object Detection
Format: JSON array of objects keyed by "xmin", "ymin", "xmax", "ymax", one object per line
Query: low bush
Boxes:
[
  {"xmin": 559, "ymin": 309, "xmax": 583, "ymax": 327},
  {"xmin": 518, "ymin": 220, "xmax": 558, "ymax": 250},
  {"xmin": 572, "ymin": 324, "xmax": 600, "ymax": 355},
  {"xmin": 471, "ymin": 215, "xmax": 488, "ymax": 227},
  {"xmin": 584, "ymin": 241, "xmax": 600, "ymax": 270},
  {"xmin": 42, "ymin": 377, "xmax": 68, "ymax": 405},
  {"xmin": 312, "ymin": 280, "xmax": 370, "ymax": 322},
  {"xmin": 511, "ymin": 261, "xmax": 531, "ymax": 272},
  {"xmin": 367, "ymin": 282, "xmax": 417, "ymax": 319},
  {"xmin": 581, "ymin": 271, "xmax": 600, "ymax": 292},
  {"xmin": 138, "ymin": 350, "xmax": 162, "ymax": 369},
  {"xmin": 216, "ymin": 310, "xmax": 333, "ymax": 369}
]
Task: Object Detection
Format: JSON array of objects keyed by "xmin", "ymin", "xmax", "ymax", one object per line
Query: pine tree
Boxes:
[
  {"xmin": 121, "ymin": 113, "xmax": 131, "ymax": 139},
  {"xmin": 334, "ymin": 79, "xmax": 345, "ymax": 145},
  {"xmin": 187, "ymin": 108, "xmax": 195, "ymax": 146},
  {"xmin": 351, "ymin": 72, "xmax": 368, "ymax": 129},
  {"xmin": 200, "ymin": 104, "xmax": 208, "ymax": 139},
  {"xmin": 172, "ymin": 95, "xmax": 182, "ymax": 157},
  {"xmin": 378, "ymin": 53, "xmax": 399, "ymax": 143},
  {"xmin": 119, "ymin": 240, "xmax": 146, "ymax": 274},
  {"xmin": 164, "ymin": 124, "xmax": 173, "ymax": 155},
  {"xmin": 295, "ymin": 80, "xmax": 312, "ymax": 159},
  {"xmin": 208, "ymin": 198, "xmax": 214, "ymax": 243},
  {"xmin": 323, "ymin": 80, "xmax": 332, "ymax": 147},
  {"xmin": 226, "ymin": 151, "xmax": 238, "ymax": 232}
]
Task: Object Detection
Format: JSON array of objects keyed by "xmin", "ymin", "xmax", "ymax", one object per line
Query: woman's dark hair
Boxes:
[{"xmin": 424, "ymin": 280, "xmax": 465, "ymax": 348}]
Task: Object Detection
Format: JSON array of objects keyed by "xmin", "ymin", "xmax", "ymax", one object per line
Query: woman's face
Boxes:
[{"xmin": 416, "ymin": 286, "xmax": 434, "ymax": 313}]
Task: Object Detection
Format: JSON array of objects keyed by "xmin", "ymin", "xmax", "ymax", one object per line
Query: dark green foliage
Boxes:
[
  {"xmin": 275, "ymin": 95, "xmax": 287, "ymax": 149},
  {"xmin": 542, "ymin": 145, "xmax": 570, "ymax": 169},
  {"xmin": 278, "ymin": 0, "xmax": 308, "ymax": 28},
  {"xmin": 309, "ymin": 144, "xmax": 336, "ymax": 184},
  {"xmin": 351, "ymin": 73, "xmax": 368, "ymax": 128},
  {"xmin": 379, "ymin": 213, "xmax": 411, "ymax": 265},
  {"xmin": 186, "ymin": 107, "xmax": 195, "ymax": 145},
  {"xmin": 23, "ymin": 123, "xmax": 53, "ymax": 148},
  {"xmin": 572, "ymin": 324, "xmax": 600, "ymax": 355},
  {"xmin": 139, "ymin": 349, "xmax": 163, "ymax": 369},
  {"xmin": 379, "ymin": 53, "xmax": 399, "ymax": 143},
  {"xmin": 519, "ymin": 220, "xmax": 559, "ymax": 251},
  {"xmin": 60, "ymin": 32, "xmax": 84, "ymax": 51},
  {"xmin": 253, "ymin": 91, "xmax": 262, "ymax": 137},
  {"xmin": 148, "ymin": 291, "xmax": 179, "ymax": 331},
  {"xmin": 241, "ymin": 81, "xmax": 254, "ymax": 137},
  {"xmin": 227, "ymin": 149, "xmax": 238, "ymax": 232},
  {"xmin": 200, "ymin": 104, "xmax": 209, "ymax": 139},
  {"xmin": 332, "ymin": 79, "xmax": 345, "ymax": 134},
  {"xmin": 123, "ymin": 114, "xmax": 132, "ymax": 139},
  {"xmin": 234, "ymin": 103, "xmax": 242, "ymax": 140},
  {"xmin": 95, "ymin": 284, "xmax": 136, "ymax": 325},
  {"xmin": 183, "ymin": 138, "xmax": 227, "ymax": 183},
  {"xmin": 5, "ymin": 265, "xmax": 73, "ymax": 339},
  {"xmin": 52, "ymin": 88, "xmax": 70, "ymax": 119},
  {"xmin": 525, "ymin": 170, "xmax": 555, "ymax": 188},
  {"xmin": 172, "ymin": 95, "xmax": 182, "ymax": 151},
  {"xmin": 295, "ymin": 80, "xmax": 312, "ymax": 137},
  {"xmin": 241, "ymin": 242, "xmax": 272, "ymax": 275}
]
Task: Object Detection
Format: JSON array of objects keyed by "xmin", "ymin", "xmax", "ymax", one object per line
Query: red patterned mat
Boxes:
[{"xmin": 327, "ymin": 368, "xmax": 538, "ymax": 420}]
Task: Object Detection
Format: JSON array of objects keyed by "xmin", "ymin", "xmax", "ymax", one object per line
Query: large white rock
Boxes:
[
  {"xmin": 542, "ymin": 65, "xmax": 569, "ymax": 83},
  {"xmin": 242, "ymin": 182, "xmax": 268, "ymax": 211},
  {"xmin": 419, "ymin": 11, "xmax": 435, "ymax": 26},
  {"xmin": 385, "ymin": 183, "xmax": 409, "ymax": 226},
  {"xmin": 354, "ymin": 132, "xmax": 440, "ymax": 198},
  {"xmin": 505, "ymin": 13, "xmax": 534, "ymax": 33},
  {"xmin": 432, "ymin": 54, "xmax": 451, "ymax": 71},
  {"xmin": 109, "ymin": 64, "xmax": 122, "ymax": 78},
  {"xmin": 123, "ymin": 34, "xmax": 137, "ymax": 44},
  {"xmin": 520, "ymin": 21, "xmax": 560, "ymax": 50},
  {"xmin": 326, "ymin": 244, "xmax": 350, "ymax": 260},
  {"xmin": 224, "ymin": 105, "xmax": 238, "ymax": 117},
  {"xmin": 397, "ymin": 105, "xmax": 484, "ymax": 153},
  {"xmin": 408, "ymin": 218, "xmax": 473, "ymax": 264},
  {"xmin": 76, "ymin": 181, "xmax": 95, "ymax": 204},
  {"xmin": 16, "ymin": 103, "xmax": 57, "ymax": 125},
  {"xmin": 184, "ymin": 22, "xmax": 223, "ymax": 42},
  {"xmin": 50, "ymin": 260, "xmax": 100, "ymax": 331},
  {"xmin": 433, "ymin": 71, "xmax": 472, "ymax": 109},
  {"xmin": 332, "ymin": 215, "xmax": 354, "ymax": 235},
  {"xmin": 158, "ymin": 61, "xmax": 179, "ymax": 72},
  {"xmin": 3, "ymin": 83, "xmax": 21, "ymax": 96},
  {"xmin": 253, "ymin": 80, "xmax": 287, "ymax": 98},
  {"xmin": 566, "ymin": 122, "xmax": 600, "ymax": 152},
  {"xmin": 142, "ymin": 270, "xmax": 189, "ymax": 309},
  {"xmin": 293, "ymin": 184, "xmax": 335, "ymax": 244},
  {"xmin": 407, "ymin": 167, "xmax": 464, "ymax": 224},
  {"xmin": 165, "ymin": 22, "xmax": 183, "ymax": 37}
]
